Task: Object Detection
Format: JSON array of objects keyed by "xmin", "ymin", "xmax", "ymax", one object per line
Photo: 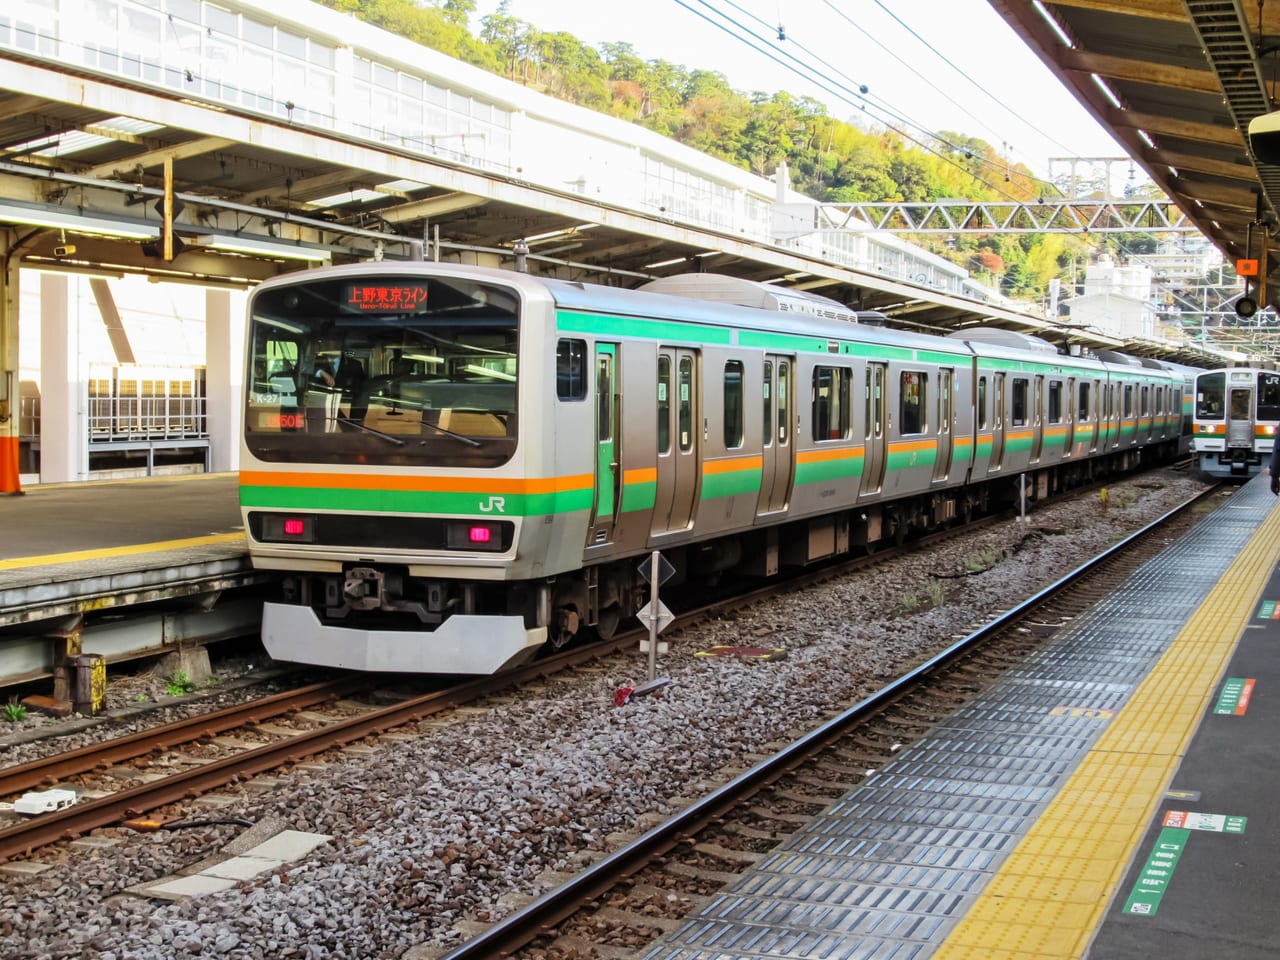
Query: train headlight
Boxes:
[{"xmin": 445, "ymin": 521, "xmax": 510, "ymax": 551}]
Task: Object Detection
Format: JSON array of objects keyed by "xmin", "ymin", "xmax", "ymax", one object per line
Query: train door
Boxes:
[
  {"xmin": 756, "ymin": 356, "xmax": 793, "ymax": 516},
  {"xmin": 1082, "ymin": 380, "xmax": 1099, "ymax": 453},
  {"xmin": 989, "ymin": 372, "xmax": 1006, "ymax": 470},
  {"xmin": 652, "ymin": 348, "xmax": 700, "ymax": 536},
  {"xmin": 1063, "ymin": 378, "xmax": 1076, "ymax": 454},
  {"xmin": 1030, "ymin": 375, "xmax": 1044, "ymax": 461},
  {"xmin": 587, "ymin": 343, "xmax": 619, "ymax": 546},
  {"xmin": 1228, "ymin": 383, "xmax": 1254, "ymax": 451},
  {"xmin": 860, "ymin": 362, "xmax": 888, "ymax": 495},
  {"xmin": 931, "ymin": 367, "xmax": 954, "ymax": 482}
]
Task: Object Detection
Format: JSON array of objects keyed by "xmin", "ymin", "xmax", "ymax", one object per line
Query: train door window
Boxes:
[
  {"xmin": 868, "ymin": 366, "xmax": 883, "ymax": 438},
  {"xmin": 596, "ymin": 354, "xmax": 613, "ymax": 443},
  {"xmin": 556, "ymin": 339, "xmax": 587, "ymax": 400},
  {"xmin": 1123, "ymin": 384, "xmax": 1134, "ymax": 418},
  {"xmin": 977, "ymin": 376, "xmax": 988, "ymax": 430},
  {"xmin": 1257, "ymin": 372, "xmax": 1280, "ymax": 419},
  {"xmin": 773, "ymin": 363, "xmax": 783, "ymax": 445},
  {"xmin": 1048, "ymin": 381, "xmax": 1063, "ymax": 423},
  {"xmin": 899, "ymin": 371, "xmax": 926, "ymax": 434},
  {"xmin": 812, "ymin": 366, "xmax": 852, "ymax": 441},
  {"xmin": 1140, "ymin": 385, "xmax": 1150, "ymax": 417},
  {"xmin": 778, "ymin": 361, "xmax": 789, "ymax": 444},
  {"xmin": 1230, "ymin": 387, "xmax": 1251, "ymax": 419},
  {"xmin": 1011, "ymin": 378, "xmax": 1028, "ymax": 426},
  {"xmin": 657, "ymin": 356, "xmax": 671, "ymax": 454},
  {"xmin": 678, "ymin": 356, "xmax": 694, "ymax": 452},
  {"xmin": 1078, "ymin": 382, "xmax": 1091, "ymax": 421},
  {"xmin": 938, "ymin": 371, "xmax": 952, "ymax": 433},
  {"xmin": 724, "ymin": 360, "xmax": 744, "ymax": 449},
  {"xmin": 762, "ymin": 361, "xmax": 773, "ymax": 448}
]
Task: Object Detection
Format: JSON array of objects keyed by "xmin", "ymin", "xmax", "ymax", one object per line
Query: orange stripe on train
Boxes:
[{"xmin": 239, "ymin": 470, "xmax": 594, "ymax": 494}]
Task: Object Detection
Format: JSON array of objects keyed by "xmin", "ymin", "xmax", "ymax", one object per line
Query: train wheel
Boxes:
[
  {"xmin": 596, "ymin": 604, "xmax": 622, "ymax": 640},
  {"xmin": 548, "ymin": 607, "xmax": 580, "ymax": 651}
]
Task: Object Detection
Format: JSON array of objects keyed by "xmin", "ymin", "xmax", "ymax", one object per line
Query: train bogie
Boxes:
[{"xmin": 240, "ymin": 263, "xmax": 1200, "ymax": 675}]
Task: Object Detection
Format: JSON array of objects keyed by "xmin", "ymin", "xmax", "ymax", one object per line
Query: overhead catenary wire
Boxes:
[{"xmin": 672, "ymin": 0, "xmax": 1026, "ymax": 200}]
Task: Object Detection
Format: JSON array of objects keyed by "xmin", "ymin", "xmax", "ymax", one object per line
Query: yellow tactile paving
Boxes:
[{"xmin": 933, "ymin": 495, "xmax": 1280, "ymax": 960}]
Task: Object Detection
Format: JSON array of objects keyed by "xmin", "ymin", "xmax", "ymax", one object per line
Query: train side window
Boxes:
[
  {"xmin": 556, "ymin": 339, "xmax": 587, "ymax": 400},
  {"xmin": 657, "ymin": 356, "xmax": 671, "ymax": 454},
  {"xmin": 1010, "ymin": 378, "xmax": 1028, "ymax": 427},
  {"xmin": 812, "ymin": 366, "xmax": 852, "ymax": 441},
  {"xmin": 977, "ymin": 376, "xmax": 988, "ymax": 430},
  {"xmin": 724, "ymin": 360, "xmax": 744, "ymax": 449},
  {"xmin": 1047, "ymin": 381, "xmax": 1063, "ymax": 423},
  {"xmin": 1258, "ymin": 373, "xmax": 1280, "ymax": 420},
  {"xmin": 1078, "ymin": 382, "xmax": 1091, "ymax": 421},
  {"xmin": 899, "ymin": 370, "xmax": 926, "ymax": 434}
]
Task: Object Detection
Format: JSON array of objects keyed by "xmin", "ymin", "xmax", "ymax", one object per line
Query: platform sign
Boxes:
[
  {"xmin": 1162, "ymin": 810, "xmax": 1246, "ymax": 834},
  {"xmin": 1122, "ymin": 827, "xmax": 1188, "ymax": 916},
  {"xmin": 1213, "ymin": 677, "xmax": 1256, "ymax": 715},
  {"xmin": 1256, "ymin": 600, "xmax": 1280, "ymax": 620}
]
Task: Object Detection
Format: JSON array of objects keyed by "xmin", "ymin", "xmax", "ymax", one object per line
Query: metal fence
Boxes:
[{"xmin": 87, "ymin": 365, "xmax": 207, "ymax": 441}]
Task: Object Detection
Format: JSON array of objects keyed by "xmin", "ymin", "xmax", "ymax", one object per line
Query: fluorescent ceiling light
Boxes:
[
  {"xmin": 194, "ymin": 234, "xmax": 331, "ymax": 262},
  {"xmin": 524, "ymin": 223, "xmax": 598, "ymax": 243},
  {"xmin": 643, "ymin": 256, "xmax": 689, "ymax": 269},
  {"xmin": 0, "ymin": 203, "xmax": 156, "ymax": 239},
  {"xmin": 402, "ymin": 352, "xmax": 443, "ymax": 364},
  {"xmin": 308, "ymin": 188, "xmax": 385, "ymax": 207}
]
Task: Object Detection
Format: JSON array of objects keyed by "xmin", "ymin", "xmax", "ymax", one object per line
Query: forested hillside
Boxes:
[{"xmin": 319, "ymin": 0, "xmax": 1147, "ymax": 302}]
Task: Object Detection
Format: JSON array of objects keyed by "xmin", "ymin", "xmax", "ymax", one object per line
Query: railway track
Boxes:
[
  {"xmin": 0, "ymin": 501, "xmax": 1020, "ymax": 862},
  {"xmin": 0, "ymin": 476, "xmax": 1212, "ymax": 869},
  {"xmin": 427, "ymin": 481, "xmax": 1220, "ymax": 960}
]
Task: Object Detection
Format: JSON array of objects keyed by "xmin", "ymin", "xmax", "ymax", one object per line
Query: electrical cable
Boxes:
[{"xmin": 674, "ymin": 0, "xmax": 1024, "ymax": 200}]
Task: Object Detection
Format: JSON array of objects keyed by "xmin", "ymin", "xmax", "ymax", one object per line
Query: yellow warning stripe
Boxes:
[
  {"xmin": 935, "ymin": 490, "xmax": 1280, "ymax": 959},
  {"xmin": 0, "ymin": 532, "xmax": 246, "ymax": 571}
]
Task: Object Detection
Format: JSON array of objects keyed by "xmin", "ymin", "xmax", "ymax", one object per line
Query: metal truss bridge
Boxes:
[{"xmin": 827, "ymin": 200, "xmax": 1195, "ymax": 234}]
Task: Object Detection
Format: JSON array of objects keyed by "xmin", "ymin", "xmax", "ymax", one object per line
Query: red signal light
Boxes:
[
  {"xmin": 468, "ymin": 525, "xmax": 492, "ymax": 544},
  {"xmin": 283, "ymin": 518, "xmax": 306, "ymax": 536}
]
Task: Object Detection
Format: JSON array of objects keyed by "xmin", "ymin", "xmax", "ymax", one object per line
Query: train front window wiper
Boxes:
[
  {"xmin": 422, "ymin": 421, "xmax": 482, "ymax": 447},
  {"xmin": 335, "ymin": 417, "xmax": 407, "ymax": 446}
]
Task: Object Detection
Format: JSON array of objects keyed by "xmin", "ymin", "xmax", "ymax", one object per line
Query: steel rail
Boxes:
[{"xmin": 0, "ymin": 676, "xmax": 369, "ymax": 797}]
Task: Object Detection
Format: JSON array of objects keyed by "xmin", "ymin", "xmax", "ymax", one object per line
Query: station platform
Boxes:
[
  {"xmin": 0, "ymin": 473, "xmax": 251, "ymax": 631},
  {"xmin": 645, "ymin": 474, "xmax": 1280, "ymax": 960}
]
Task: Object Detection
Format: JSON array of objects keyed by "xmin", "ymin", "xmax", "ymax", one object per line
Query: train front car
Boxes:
[
  {"xmin": 1192, "ymin": 367, "xmax": 1280, "ymax": 478},
  {"xmin": 240, "ymin": 263, "xmax": 571, "ymax": 674}
]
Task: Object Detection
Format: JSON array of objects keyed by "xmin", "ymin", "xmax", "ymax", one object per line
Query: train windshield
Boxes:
[
  {"xmin": 244, "ymin": 273, "xmax": 519, "ymax": 467},
  {"xmin": 1195, "ymin": 372, "xmax": 1224, "ymax": 420}
]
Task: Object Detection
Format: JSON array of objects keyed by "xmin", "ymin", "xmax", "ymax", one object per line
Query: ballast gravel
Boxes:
[{"xmin": 0, "ymin": 470, "xmax": 1220, "ymax": 959}]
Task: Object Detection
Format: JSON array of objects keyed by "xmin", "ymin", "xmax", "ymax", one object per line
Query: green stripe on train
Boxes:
[
  {"xmin": 619, "ymin": 480, "xmax": 657, "ymax": 513},
  {"xmin": 795, "ymin": 455, "xmax": 864, "ymax": 485},
  {"xmin": 557, "ymin": 310, "xmax": 733, "ymax": 344},
  {"xmin": 701, "ymin": 467, "xmax": 764, "ymax": 499},
  {"xmin": 241, "ymin": 485, "xmax": 593, "ymax": 516}
]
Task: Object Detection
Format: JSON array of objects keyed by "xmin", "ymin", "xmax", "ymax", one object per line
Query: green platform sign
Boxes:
[{"xmin": 1122, "ymin": 827, "xmax": 1188, "ymax": 917}]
